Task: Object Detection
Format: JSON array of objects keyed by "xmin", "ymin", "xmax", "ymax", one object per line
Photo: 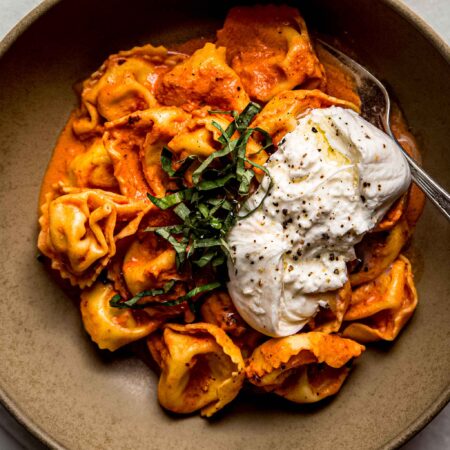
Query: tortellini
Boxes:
[
  {"xmin": 217, "ymin": 5, "xmax": 326, "ymax": 102},
  {"xmin": 350, "ymin": 162, "xmax": 424, "ymax": 286},
  {"xmin": 375, "ymin": 170, "xmax": 424, "ymax": 233},
  {"xmin": 36, "ymin": 3, "xmax": 424, "ymax": 418},
  {"xmin": 104, "ymin": 106, "xmax": 191, "ymax": 199},
  {"xmin": 81, "ymin": 282, "xmax": 158, "ymax": 351},
  {"xmin": 374, "ymin": 106, "xmax": 425, "ymax": 231},
  {"xmin": 167, "ymin": 107, "xmax": 268, "ymax": 171},
  {"xmin": 68, "ymin": 138, "xmax": 118, "ymax": 189},
  {"xmin": 73, "ymin": 44, "xmax": 185, "ymax": 136},
  {"xmin": 307, "ymin": 282, "xmax": 352, "ymax": 334},
  {"xmin": 374, "ymin": 194, "xmax": 407, "ymax": 231},
  {"xmin": 122, "ymin": 233, "xmax": 183, "ymax": 296},
  {"xmin": 404, "ymin": 183, "xmax": 426, "ymax": 229},
  {"xmin": 167, "ymin": 108, "xmax": 232, "ymax": 159},
  {"xmin": 343, "ymin": 255, "xmax": 418, "ymax": 342},
  {"xmin": 252, "ymin": 89, "xmax": 359, "ymax": 145},
  {"xmin": 147, "ymin": 323, "xmax": 245, "ymax": 417},
  {"xmin": 350, "ymin": 218, "xmax": 410, "ymax": 286},
  {"xmin": 38, "ymin": 186, "xmax": 148, "ymax": 287},
  {"xmin": 155, "ymin": 43, "xmax": 250, "ymax": 112},
  {"xmin": 246, "ymin": 332, "xmax": 364, "ymax": 403},
  {"xmin": 200, "ymin": 291, "xmax": 263, "ymax": 358}
]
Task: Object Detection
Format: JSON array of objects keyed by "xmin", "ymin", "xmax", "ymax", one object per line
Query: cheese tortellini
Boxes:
[
  {"xmin": 343, "ymin": 255, "xmax": 418, "ymax": 342},
  {"xmin": 147, "ymin": 323, "xmax": 245, "ymax": 417},
  {"xmin": 307, "ymin": 282, "xmax": 352, "ymax": 334},
  {"xmin": 349, "ymin": 218, "xmax": 410, "ymax": 286},
  {"xmin": 81, "ymin": 282, "xmax": 158, "ymax": 351},
  {"xmin": 104, "ymin": 106, "xmax": 191, "ymax": 199},
  {"xmin": 68, "ymin": 138, "xmax": 118, "ymax": 189},
  {"xmin": 73, "ymin": 45, "xmax": 185, "ymax": 136},
  {"xmin": 200, "ymin": 291, "xmax": 264, "ymax": 358},
  {"xmin": 38, "ymin": 186, "xmax": 148, "ymax": 287},
  {"xmin": 37, "ymin": 3, "xmax": 423, "ymax": 418},
  {"xmin": 155, "ymin": 43, "xmax": 250, "ymax": 112},
  {"xmin": 167, "ymin": 108, "xmax": 232, "ymax": 159},
  {"xmin": 252, "ymin": 89, "xmax": 359, "ymax": 145},
  {"xmin": 246, "ymin": 332, "xmax": 364, "ymax": 403},
  {"xmin": 217, "ymin": 5, "xmax": 326, "ymax": 102},
  {"xmin": 350, "ymin": 170, "xmax": 424, "ymax": 286},
  {"xmin": 167, "ymin": 107, "xmax": 268, "ymax": 171},
  {"xmin": 122, "ymin": 233, "xmax": 184, "ymax": 296}
]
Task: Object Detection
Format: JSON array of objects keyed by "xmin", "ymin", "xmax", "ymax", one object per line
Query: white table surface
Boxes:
[{"xmin": 0, "ymin": 0, "xmax": 448, "ymax": 449}]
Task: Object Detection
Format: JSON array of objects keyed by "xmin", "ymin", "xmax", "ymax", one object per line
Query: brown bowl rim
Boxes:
[{"xmin": 0, "ymin": 1, "xmax": 448, "ymax": 449}]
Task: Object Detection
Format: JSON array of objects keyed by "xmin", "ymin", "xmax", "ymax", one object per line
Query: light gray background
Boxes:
[{"xmin": 0, "ymin": 0, "xmax": 448, "ymax": 449}]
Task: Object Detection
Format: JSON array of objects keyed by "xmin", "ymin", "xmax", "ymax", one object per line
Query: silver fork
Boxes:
[{"xmin": 318, "ymin": 40, "xmax": 450, "ymax": 221}]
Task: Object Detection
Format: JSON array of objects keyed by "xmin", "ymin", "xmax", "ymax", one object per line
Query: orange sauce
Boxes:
[
  {"xmin": 36, "ymin": 6, "xmax": 427, "ymax": 414},
  {"xmin": 316, "ymin": 44, "xmax": 362, "ymax": 108},
  {"xmin": 38, "ymin": 113, "xmax": 90, "ymax": 207}
]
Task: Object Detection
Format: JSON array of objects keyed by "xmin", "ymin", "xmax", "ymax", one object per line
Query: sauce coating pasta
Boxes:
[{"xmin": 38, "ymin": 5, "xmax": 424, "ymax": 417}]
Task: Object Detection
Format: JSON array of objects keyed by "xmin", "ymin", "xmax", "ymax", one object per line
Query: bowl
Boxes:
[{"xmin": 0, "ymin": 1, "xmax": 449, "ymax": 449}]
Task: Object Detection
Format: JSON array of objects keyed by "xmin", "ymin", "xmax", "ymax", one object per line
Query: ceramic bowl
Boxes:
[{"xmin": 0, "ymin": 1, "xmax": 449, "ymax": 449}]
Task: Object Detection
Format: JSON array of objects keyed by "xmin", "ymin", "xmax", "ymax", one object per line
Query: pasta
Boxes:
[
  {"xmin": 155, "ymin": 43, "xmax": 250, "ymax": 112},
  {"xmin": 81, "ymin": 282, "xmax": 159, "ymax": 351},
  {"xmin": 246, "ymin": 332, "xmax": 364, "ymax": 403},
  {"xmin": 349, "ymin": 218, "xmax": 410, "ymax": 287},
  {"xmin": 38, "ymin": 186, "xmax": 149, "ymax": 288},
  {"xmin": 252, "ymin": 89, "xmax": 359, "ymax": 145},
  {"xmin": 104, "ymin": 106, "xmax": 190, "ymax": 199},
  {"xmin": 307, "ymin": 282, "xmax": 352, "ymax": 334},
  {"xmin": 147, "ymin": 323, "xmax": 245, "ymax": 417},
  {"xmin": 73, "ymin": 45, "xmax": 185, "ymax": 136},
  {"xmin": 217, "ymin": 5, "xmax": 326, "ymax": 102},
  {"xmin": 68, "ymin": 138, "xmax": 118, "ymax": 190},
  {"xmin": 37, "ymin": 4, "xmax": 424, "ymax": 417},
  {"xmin": 122, "ymin": 233, "xmax": 185, "ymax": 296},
  {"xmin": 343, "ymin": 256, "xmax": 418, "ymax": 342},
  {"xmin": 200, "ymin": 291, "xmax": 264, "ymax": 357}
]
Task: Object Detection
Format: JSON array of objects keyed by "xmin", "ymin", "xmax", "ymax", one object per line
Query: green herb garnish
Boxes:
[
  {"xmin": 109, "ymin": 281, "xmax": 220, "ymax": 309},
  {"xmin": 110, "ymin": 102, "xmax": 273, "ymax": 310}
]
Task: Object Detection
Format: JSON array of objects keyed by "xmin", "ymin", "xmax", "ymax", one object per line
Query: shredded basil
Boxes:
[
  {"xmin": 147, "ymin": 189, "xmax": 192, "ymax": 210},
  {"xmin": 109, "ymin": 280, "xmax": 176, "ymax": 309},
  {"xmin": 109, "ymin": 282, "xmax": 220, "ymax": 309},
  {"xmin": 161, "ymin": 148, "xmax": 197, "ymax": 178},
  {"xmin": 110, "ymin": 102, "xmax": 274, "ymax": 311},
  {"xmin": 150, "ymin": 103, "xmax": 273, "ymax": 268}
]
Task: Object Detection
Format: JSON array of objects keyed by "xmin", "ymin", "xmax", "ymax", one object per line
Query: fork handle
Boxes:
[{"xmin": 391, "ymin": 135, "xmax": 450, "ymax": 221}]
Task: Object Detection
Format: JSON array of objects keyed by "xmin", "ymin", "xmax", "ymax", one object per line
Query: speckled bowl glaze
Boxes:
[{"xmin": 0, "ymin": 1, "xmax": 449, "ymax": 449}]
